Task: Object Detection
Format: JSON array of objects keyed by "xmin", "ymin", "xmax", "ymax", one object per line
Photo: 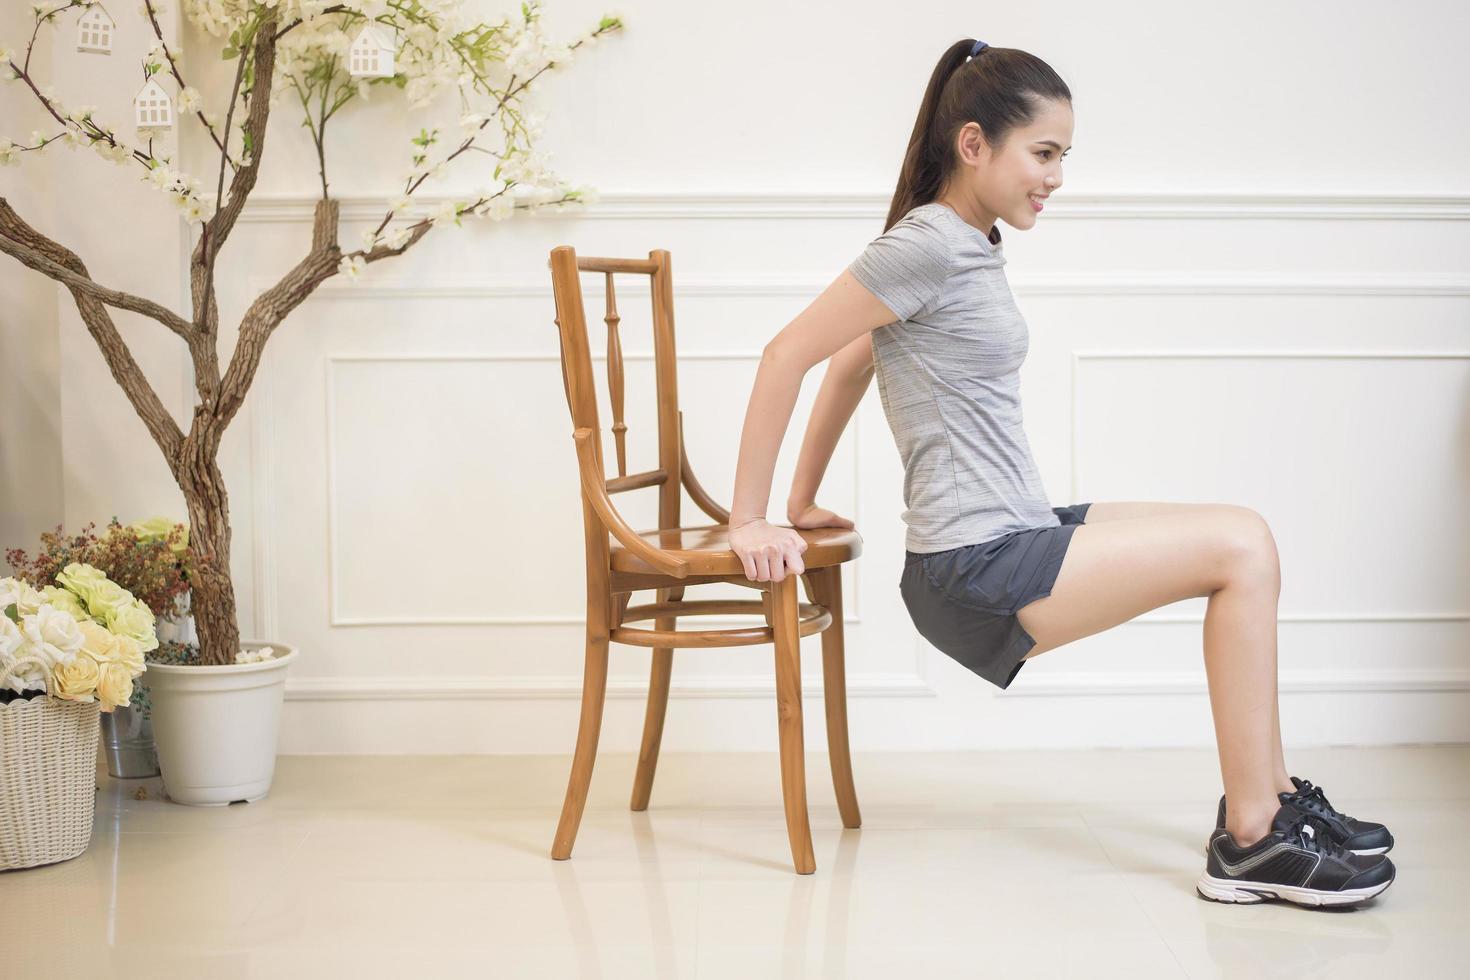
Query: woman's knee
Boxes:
[{"xmin": 1215, "ymin": 506, "xmax": 1280, "ymax": 595}]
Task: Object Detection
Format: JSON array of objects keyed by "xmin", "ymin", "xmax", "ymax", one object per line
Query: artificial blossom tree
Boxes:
[{"xmin": 0, "ymin": 0, "xmax": 623, "ymax": 664}]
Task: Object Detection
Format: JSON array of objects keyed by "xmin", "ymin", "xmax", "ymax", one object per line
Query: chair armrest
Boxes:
[
  {"xmin": 572, "ymin": 427, "xmax": 691, "ymax": 579},
  {"xmin": 678, "ymin": 411, "xmax": 732, "ymax": 525}
]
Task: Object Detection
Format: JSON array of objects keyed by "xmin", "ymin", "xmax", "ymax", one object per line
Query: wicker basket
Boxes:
[{"xmin": 0, "ymin": 656, "xmax": 101, "ymax": 870}]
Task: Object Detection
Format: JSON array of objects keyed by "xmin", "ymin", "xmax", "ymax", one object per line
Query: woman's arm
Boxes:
[
  {"xmin": 785, "ymin": 334, "xmax": 874, "ymax": 521},
  {"xmin": 727, "ymin": 270, "xmax": 901, "ymax": 582}
]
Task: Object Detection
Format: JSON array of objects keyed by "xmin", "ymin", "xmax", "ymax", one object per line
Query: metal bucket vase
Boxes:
[{"xmin": 98, "ymin": 702, "xmax": 159, "ymax": 779}]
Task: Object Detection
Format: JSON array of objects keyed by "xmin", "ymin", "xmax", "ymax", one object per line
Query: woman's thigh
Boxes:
[
  {"xmin": 1085, "ymin": 501, "xmax": 1239, "ymax": 523},
  {"xmin": 1017, "ymin": 505, "xmax": 1274, "ymax": 658}
]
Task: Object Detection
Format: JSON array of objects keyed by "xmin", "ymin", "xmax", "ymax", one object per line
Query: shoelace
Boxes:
[
  {"xmin": 1286, "ymin": 778, "xmax": 1354, "ymax": 822},
  {"xmin": 1281, "ymin": 810, "xmax": 1352, "ymax": 859}
]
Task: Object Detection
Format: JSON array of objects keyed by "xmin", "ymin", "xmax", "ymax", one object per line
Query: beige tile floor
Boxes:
[{"xmin": 6, "ymin": 745, "xmax": 1469, "ymax": 978}]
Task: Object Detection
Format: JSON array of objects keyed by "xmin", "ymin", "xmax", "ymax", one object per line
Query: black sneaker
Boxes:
[
  {"xmin": 1198, "ymin": 804, "xmax": 1395, "ymax": 908},
  {"xmin": 1214, "ymin": 776, "xmax": 1394, "ymax": 856}
]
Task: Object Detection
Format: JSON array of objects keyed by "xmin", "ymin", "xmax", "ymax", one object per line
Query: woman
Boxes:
[{"xmin": 725, "ymin": 38, "xmax": 1395, "ymax": 908}]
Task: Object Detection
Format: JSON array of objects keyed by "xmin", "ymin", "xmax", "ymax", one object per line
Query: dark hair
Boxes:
[{"xmin": 884, "ymin": 40, "xmax": 1072, "ymax": 237}]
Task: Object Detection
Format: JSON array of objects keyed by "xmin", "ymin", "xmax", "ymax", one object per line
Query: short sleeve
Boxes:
[{"xmin": 847, "ymin": 213, "xmax": 954, "ymax": 322}]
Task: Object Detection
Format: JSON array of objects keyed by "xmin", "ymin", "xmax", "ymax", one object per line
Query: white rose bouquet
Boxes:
[{"xmin": 0, "ymin": 566, "xmax": 156, "ymax": 711}]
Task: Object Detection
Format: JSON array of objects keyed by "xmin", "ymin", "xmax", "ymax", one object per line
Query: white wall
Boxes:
[
  {"xmin": 0, "ymin": 3, "xmax": 64, "ymax": 566},
  {"xmin": 3, "ymin": 1, "xmax": 1467, "ymax": 752}
]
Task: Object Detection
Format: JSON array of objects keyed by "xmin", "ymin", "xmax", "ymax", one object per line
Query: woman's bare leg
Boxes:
[
  {"xmin": 1080, "ymin": 502, "xmax": 1294, "ymax": 799},
  {"xmin": 1013, "ymin": 505, "xmax": 1288, "ymax": 847}
]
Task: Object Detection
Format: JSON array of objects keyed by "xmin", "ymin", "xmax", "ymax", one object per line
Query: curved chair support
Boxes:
[
  {"xmin": 678, "ymin": 410, "xmax": 731, "ymax": 525},
  {"xmin": 573, "ymin": 427, "xmax": 691, "ymax": 579}
]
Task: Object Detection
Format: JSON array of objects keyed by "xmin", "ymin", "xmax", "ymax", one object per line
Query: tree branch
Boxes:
[
  {"xmin": 0, "ymin": 199, "xmax": 184, "ymax": 463},
  {"xmin": 0, "ymin": 203, "xmax": 192, "ymax": 339},
  {"xmin": 212, "ymin": 200, "xmax": 342, "ymax": 431},
  {"xmin": 191, "ymin": 10, "xmax": 281, "ymax": 394}
]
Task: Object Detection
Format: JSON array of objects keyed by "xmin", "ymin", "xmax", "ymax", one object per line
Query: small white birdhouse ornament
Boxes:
[
  {"xmin": 76, "ymin": 4, "xmax": 116, "ymax": 55},
  {"xmin": 348, "ymin": 24, "xmax": 396, "ymax": 78},
  {"xmin": 134, "ymin": 78, "xmax": 173, "ymax": 129}
]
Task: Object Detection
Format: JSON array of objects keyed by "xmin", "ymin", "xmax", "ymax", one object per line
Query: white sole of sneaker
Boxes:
[
  {"xmin": 1195, "ymin": 871, "xmax": 1394, "ymax": 907},
  {"xmin": 1204, "ymin": 843, "xmax": 1392, "ymax": 858}
]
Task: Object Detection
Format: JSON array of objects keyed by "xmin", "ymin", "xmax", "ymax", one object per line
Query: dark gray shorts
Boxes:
[{"xmin": 899, "ymin": 503, "xmax": 1092, "ymax": 691}]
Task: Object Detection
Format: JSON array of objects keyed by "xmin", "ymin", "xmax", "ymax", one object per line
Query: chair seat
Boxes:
[{"xmin": 608, "ymin": 523, "xmax": 863, "ymax": 576}]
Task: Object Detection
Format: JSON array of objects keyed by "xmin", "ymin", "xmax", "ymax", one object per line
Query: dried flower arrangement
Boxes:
[{"xmin": 6, "ymin": 517, "xmax": 191, "ymax": 619}]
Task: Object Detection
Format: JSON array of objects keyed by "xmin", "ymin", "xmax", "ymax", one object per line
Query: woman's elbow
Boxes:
[{"xmin": 759, "ymin": 339, "xmax": 814, "ymax": 378}]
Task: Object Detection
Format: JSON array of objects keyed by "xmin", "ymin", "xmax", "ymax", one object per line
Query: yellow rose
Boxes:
[
  {"xmin": 132, "ymin": 516, "xmax": 189, "ymax": 556},
  {"xmin": 105, "ymin": 601, "xmax": 158, "ymax": 653},
  {"xmin": 77, "ymin": 618, "xmax": 119, "ymax": 664},
  {"xmin": 95, "ymin": 662, "xmax": 133, "ymax": 710},
  {"xmin": 55, "ymin": 562, "xmax": 105, "ymax": 593},
  {"xmin": 56, "ymin": 563, "xmax": 136, "ymax": 621},
  {"xmin": 40, "ymin": 585, "xmax": 90, "ymax": 622},
  {"xmin": 51, "ymin": 656, "xmax": 100, "ymax": 703},
  {"xmin": 85, "ymin": 580, "xmax": 132, "ymax": 621},
  {"xmin": 111, "ymin": 634, "xmax": 146, "ymax": 675}
]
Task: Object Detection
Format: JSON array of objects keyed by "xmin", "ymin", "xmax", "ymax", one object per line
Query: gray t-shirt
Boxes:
[{"xmin": 848, "ymin": 201, "xmax": 1059, "ymax": 553}]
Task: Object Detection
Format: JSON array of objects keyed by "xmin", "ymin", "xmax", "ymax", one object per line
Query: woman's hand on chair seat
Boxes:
[{"xmin": 729, "ymin": 517, "xmax": 808, "ymax": 582}]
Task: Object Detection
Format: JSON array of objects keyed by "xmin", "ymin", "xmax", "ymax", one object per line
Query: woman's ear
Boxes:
[{"xmin": 954, "ymin": 121, "xmax": 990, "ymax": 167}]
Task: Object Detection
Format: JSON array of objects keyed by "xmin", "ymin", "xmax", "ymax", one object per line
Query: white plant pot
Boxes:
[{"xmin": 142, "ymin": 640, "xmax": 298, "ymax": 807}]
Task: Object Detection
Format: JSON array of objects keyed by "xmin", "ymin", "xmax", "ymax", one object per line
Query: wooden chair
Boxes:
[{"xmin": 545, "ymin": 245, "xmax": 864, "ymax": 874}]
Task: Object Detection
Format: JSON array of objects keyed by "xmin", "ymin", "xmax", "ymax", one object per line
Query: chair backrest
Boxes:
[{"xmin": 547, "ymin": 247, "xmax": 685, "ymax": 570}]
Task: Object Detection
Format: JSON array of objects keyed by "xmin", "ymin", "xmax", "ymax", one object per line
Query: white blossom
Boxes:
[
  {"xmin": 177, "ymin": 86, "xmax": 201, "ymax": 113},
  {"xmin": 95, "ymin": 140, "xmax": 130, "ymax": 164},
  {"xmin": 458, "ymin": 112, "xmax": 485, "ymax": 137},
  {"xmin": 479, "ymin": 195, "xmax": 514, "ymax": 221},
  {"xmin": 0, "ymin": 141, "xmax": 20, "ymax": 166},
  {"xmin": 338, "ymin": 254, "xmax": 365, "ymax": 279},
  {"xmin": 359, "ymin": 228, "xmax": 379, "ymax": 250},
  {"xmin": 429, "ymin": 199, "xmax": 460, "ymax": 227},
  {"xmin": 0, "ymin": 48, "xmax": 13, "ymax": 66}
]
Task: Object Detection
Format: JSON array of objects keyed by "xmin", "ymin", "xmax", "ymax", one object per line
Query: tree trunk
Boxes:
[{"xmin": 179, "ymin": 449, "xmax": 240, "ymax": 667}]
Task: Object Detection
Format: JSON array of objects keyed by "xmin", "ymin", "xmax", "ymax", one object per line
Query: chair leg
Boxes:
[
  {"xmin": 771, "ymin": 575, "xmax": 816, "ymax": 874},
  {"xmin": 631, "ymin": 588, "xmax": 681, "ymax": 811},
  {"xmin": 551, "ymin": 627, "xmax": 610, "ymax": 860},
  {"xmin": 815, "ymin": 566, "xmax": 862, "ymax": 829}
]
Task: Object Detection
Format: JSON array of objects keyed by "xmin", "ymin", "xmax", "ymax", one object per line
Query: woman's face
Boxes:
[{"xmin": 942, "ymin": 98, "xmax": 1073, "ymax": 236}]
